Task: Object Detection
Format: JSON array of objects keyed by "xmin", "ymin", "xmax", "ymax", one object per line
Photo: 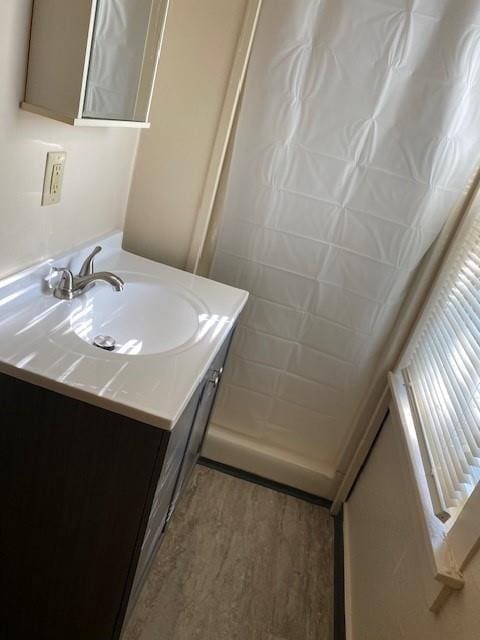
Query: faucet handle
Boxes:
[
  {"xmin": 78, "ymin": 246, "xmax": 102, "ymax": 277},
  {"xmin": 52, "ymin": 268, "xmax": 74, "ymax": 299}
]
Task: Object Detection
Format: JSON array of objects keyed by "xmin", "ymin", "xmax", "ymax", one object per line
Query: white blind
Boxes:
[{"xmin": 405, "ymin": 212, "xmax": 480, "ymax": 523}]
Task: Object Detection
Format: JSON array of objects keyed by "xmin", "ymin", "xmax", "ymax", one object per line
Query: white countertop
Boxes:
[{"xmin": 0, "ymin": 232, "xmax": 248, "ymax": 430}]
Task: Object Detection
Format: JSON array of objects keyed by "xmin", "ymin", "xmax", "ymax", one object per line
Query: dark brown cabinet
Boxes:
[{"xmin": 0, "ymin": 330, "xmax": 232, "ymax": 640}]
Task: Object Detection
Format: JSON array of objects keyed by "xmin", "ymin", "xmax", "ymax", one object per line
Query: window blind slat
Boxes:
[
  {"xmin": 417, "ymin": 343, "xmax": 470, "ymax": 501},
  {"xmin": 410, "ymin": 351, "xmax": 464, "ymax": 505},
  {"xmin": 444, "ymin": 281, "xmax": 480, "ymax": 362},
  {"xmin": 426, "ymin": 327, "xmax": 480, "ymax": 467},
  {"xmin": 432, "ymin": 309, "xmax": 480, "ymax": 457},
  {"xmin": 441, "ymin": 303, "xmax": 480, "ymax": 418},
  {"xmin": 423, "ymin": 326, "xmax": 480, "ymax": 481},
  {"xmin": 408, "ymin": 359, "xmax": 459, "ymax": 508},
  {"xmin": 405, "ymin": 215, "xmax": 480, "ymax": 521}
]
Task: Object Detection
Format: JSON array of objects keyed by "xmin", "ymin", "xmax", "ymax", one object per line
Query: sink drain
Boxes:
[{"xmin": 93, "ymin": 335, "xmax": 116, "ymax": 351}]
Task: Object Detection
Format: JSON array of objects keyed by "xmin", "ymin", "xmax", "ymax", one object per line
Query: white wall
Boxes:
[
  {"xmin": 0, "ymin": 1, "xmax": 139, "ymax": 279},
  {"xmin": 345, "ymin": 412, "xmax": 480, "ymax": 640},
  {"xmin": 123, "ymin": 0, "xmax": 251, "ymax": 270}
]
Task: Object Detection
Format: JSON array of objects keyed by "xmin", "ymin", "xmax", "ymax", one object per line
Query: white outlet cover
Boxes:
[{"xmin": 42, "ymin": 151, "xmax": 66, "ymax": 206}]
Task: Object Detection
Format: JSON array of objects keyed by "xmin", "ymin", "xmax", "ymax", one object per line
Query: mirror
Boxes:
[{"xmin": 83, "ymin": 0, "xmax": 166, "ymax": 122}]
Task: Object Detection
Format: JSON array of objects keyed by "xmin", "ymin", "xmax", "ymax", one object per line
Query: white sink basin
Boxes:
[
  {"xmin": 0, "ymin": 232, "xmax": 248, "ymax": 428},
  {"xmin": 68, "ymin": 274, "xmax": 206, "ymax": 355}
]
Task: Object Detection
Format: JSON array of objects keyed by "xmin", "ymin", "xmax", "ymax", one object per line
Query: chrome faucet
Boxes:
[
  {"xmin": 53, "ymin": 246, "xmax": 124, "ymax": 300},
  {"xmin": 78, "ymin": 245, "xmax": 102, "ymax": 277}
]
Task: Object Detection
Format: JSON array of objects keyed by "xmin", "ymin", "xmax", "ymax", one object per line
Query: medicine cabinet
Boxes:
[{"xmin": 21, "ymin": 0, "xmax": 170, "ymax": 128}]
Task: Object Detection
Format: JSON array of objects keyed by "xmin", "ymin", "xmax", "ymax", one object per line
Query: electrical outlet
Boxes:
[{"xmin": 42, "ymin": 151, "xmax": 66, "ymax": 206}]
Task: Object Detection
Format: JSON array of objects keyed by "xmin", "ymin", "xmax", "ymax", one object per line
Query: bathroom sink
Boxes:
[
  {"xmin": 0, "ymin": 232, "xmax": 248, "ymax": 428},
  {"xmin": 67, "ymin": 274, "xmax": 206, "ymax": 355}
]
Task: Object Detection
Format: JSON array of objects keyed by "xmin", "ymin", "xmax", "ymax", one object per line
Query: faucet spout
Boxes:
[
  {"xmin": 76, "ymin": 272, "xmax": 124, "ymax": 293},
  {"xmin": 78, "ymin": 246, "xmax": 102, "ymax": 277},
  {"xmin": 52, "ymin": 248, "xmax": 124, "ymax": 300}
]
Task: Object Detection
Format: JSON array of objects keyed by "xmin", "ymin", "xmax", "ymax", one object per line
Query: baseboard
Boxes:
[
  {"xmin": 198, "ymin": 456, "xmax": 332, "ymax": 508},
  {"xmin": 202, "ymin": 423, "xmax": 336, "ymax": 499},
  {"xmin": 334, "ymin": 507, "xmax": 346, "ymax": 640},
  {"xmin": 343, "ymin": 504, "xmax": 353, "ymax": 640}
]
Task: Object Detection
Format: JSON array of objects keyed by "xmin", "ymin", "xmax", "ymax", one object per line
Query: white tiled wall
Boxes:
[
  {"xmin": 345, "ymin": 413, "xmax": 480, "ymax": 640},
  {"xmin": 207, "ymin": 0, "xmax": 480, "ymax": 493},
  {"xmin": 0, "ymin": 1, "xmax": 139, "ymax": 279}
]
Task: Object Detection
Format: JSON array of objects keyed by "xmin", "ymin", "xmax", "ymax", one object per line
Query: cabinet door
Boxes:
[
  {"xmin": 126, "ymin": 330, "xmax": 233, "ymax": 617},
  {"xmin": 83, "ymin": 0, "xmax": 169, "ymax": 122},
  {"xmin": 126, "ymin": 382, "xmax": 203, "ymax": 612},
  {"xmin": 167, "ymin": 333, "xmax": 232, "ymax": 516},
  {"xmin": 0, "ymin": 373, "xmax": 166, "ymax": 640}
]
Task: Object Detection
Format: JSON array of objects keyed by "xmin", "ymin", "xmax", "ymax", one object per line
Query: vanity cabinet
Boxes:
[
  {"xmin": 0, "ymin": 330, "xmax": 232, "ymax": 640},
  {"xmin": 21, "ymin": 0, "xmax": 170, "ymax": 128},
  {"xmin": 126, "ymin": 335, "xmax": 230, "ymax": 615}
]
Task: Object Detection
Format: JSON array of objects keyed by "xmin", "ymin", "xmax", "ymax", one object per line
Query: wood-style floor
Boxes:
[{"xmin": 122, "ymin": 465, "xmax": 334, "ymax": 640}]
